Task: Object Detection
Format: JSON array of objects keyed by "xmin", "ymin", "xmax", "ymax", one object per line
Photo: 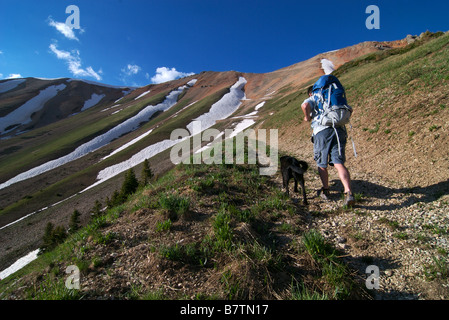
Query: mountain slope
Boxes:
[
  {"xmin": 0, "ymin": 78, "xmax": 133, "ymax": 137},
  {"xmin": 270, "ymin": 31, "xmax": 449, "ymax": 188},
  {"xmin": 0, "ymin": 37, "xmax": 412, "ymax": 268},
  {"xmin": 1, "ymin": 32, "xmax": 448, "ymax": 300}
]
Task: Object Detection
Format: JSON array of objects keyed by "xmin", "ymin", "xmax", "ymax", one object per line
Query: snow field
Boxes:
[
  {"xmin": 81, "ymin": 93, "xmax": 106, "ymax": 111},
  {"xmin": 91, "ymin": 77, "xmax": 247, "ymax": 187},
  {"xmin": 0, "ymin": 79, "xmax": 26, "ymax": 94},
  {"xmin": 0, "ymin": 81, "xmax": 196, "ymax": 190},
  {"xmin": 0, "ymin": 84, "xmax": 66, "ymax": 134}
]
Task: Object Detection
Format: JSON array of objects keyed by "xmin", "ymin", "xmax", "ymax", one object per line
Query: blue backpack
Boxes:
[{"xmin": 312, "ymin": 75, "xmax": 352, "ymax": 127}]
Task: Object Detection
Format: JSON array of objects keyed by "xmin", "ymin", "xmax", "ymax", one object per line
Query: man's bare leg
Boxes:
[
  {"xmin": 334, "ymin": 163, "xmax": 355, "ymax": 206},
  {"xmin": 334, "ymin": 163, "xmax": 352, "ymax": 194},
  {"xmin": 318, "ymin": 167, "xmax": 329, "ymax": 189},
  {"xmin": 318, "ymin": 167, "xmax": 330, "ymax": 200}
]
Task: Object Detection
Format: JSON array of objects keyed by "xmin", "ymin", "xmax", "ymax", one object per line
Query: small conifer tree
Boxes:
[
  {"xmin": 69, "ymin": 209, "xmax": 81, "ymax": 233},
  {"xmin": 90, "ymin": 200, "xmax": 102, "ymax": 217},
  {"xmin": 109, "ymin": 190, "xmax": 121, "ymax": 207},
  {"xmin": 42, "ymin": 222, "xmax": 55, "ymax": 252},
  {"xmin": 141, "ymin": 159, "xmax": 154, "ymax": 186},
  {"xmin": 120, "ymin": 168, "xmax": 139, "ymax": 200},
  {"xmin": 40, "ymin": 222, "xmax": 67, "ymax": 253}
]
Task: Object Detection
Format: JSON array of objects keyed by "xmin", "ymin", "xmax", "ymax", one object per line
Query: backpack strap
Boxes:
[
  {"xmin": 349, "ymin": 122, "xmax": 357, "ymax": 158},
  {"xmin": 332, "ymin": 119, "xmax": 342, "ymax": 156}
]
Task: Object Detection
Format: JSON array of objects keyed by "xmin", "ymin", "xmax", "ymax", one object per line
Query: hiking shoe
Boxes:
[
  {"xmin": 343, "ymin": 192, "xmax": 355, "ymax": 207},
  {"xmin": 319, "ymin": 188, "xmax": 331, "ymax": 201}
]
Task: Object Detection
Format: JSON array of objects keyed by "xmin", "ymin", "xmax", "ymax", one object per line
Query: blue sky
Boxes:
[{"xmin": 1, "ymin": 0, "xmax": 449, "ymax": 87}]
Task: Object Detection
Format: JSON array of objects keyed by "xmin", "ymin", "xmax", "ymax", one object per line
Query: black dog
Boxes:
[{"xmin": 280, "ymin": 156, "xmax": 308, "ymax": 205}]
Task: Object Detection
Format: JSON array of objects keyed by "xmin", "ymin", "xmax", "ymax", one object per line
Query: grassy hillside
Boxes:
[
  {"xmin": 341, "ymin": 31, "xmax": 449, "ymax": 187},
  {"xmin": 0, "ymin": 152, "xmax": 368, "ymax": 300},
  {"xmin": 0, "ymin": 81, "xmax": 229, "ymax": 222},
  {"xmin": 264, "ymin": 31, "xmax": 449, "ymax": 188},
  {"xmin": 257, "ymin": 31, "xmax": 449, "ymax": 300},
  {"xmin": 1, "ymin": 32, "xmax": 448, "ymax": 301}
]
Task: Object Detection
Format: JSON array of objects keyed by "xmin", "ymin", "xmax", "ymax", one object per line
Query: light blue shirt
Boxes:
[{"xmin": 303, "ymin": 97, "xmax": 328, "ymax": 135}]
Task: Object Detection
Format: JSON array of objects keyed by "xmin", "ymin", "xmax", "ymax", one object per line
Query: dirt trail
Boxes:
[{"xmin": 275, "ymin": 132, "xmax": 449, "ymax": 300}]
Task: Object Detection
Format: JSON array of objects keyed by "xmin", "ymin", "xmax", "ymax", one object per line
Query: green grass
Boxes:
[
  {"xmin": 334, "ymin": 31, "xmax": 446, "ymax": 79},
  {"xmin": 212, "ymin": 206, "xmax": 234, "ymax": 251},
  {"xmin": 28, "ymin": 275, "xmax": 83, "ymax": 300},
  {"xmin": 377, "ymin": 217, "xmax": 400, "ymax": 230},
  {"xmin": 261, "ymin": 87, "xmax": 307, "ymax": 129},
  {"xmin": 337, "ymin": 32, "xmax": 449, "ymax": 102},
  {"xmin": 155, "ymin": 219, "xmax": 173, "ymax": 232},
  {"xmin": 424, "ymin": 255, "xmax": 449, "ymax": 281},
  {"xmin": 0, "ymin": 156, "xmax": 366, "ymax": 300},
  {"xmin": 158, "ymin": 193, "xmax": 191, "ymax": 218},
  {"xmin": 290, "ymin": 281, "xmax": 329, "ymax": 300},
  {"xmin": 301, "ymin": 229, "xmax": 355, "ymax": 299}
]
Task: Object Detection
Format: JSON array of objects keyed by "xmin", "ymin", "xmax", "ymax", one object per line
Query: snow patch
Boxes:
[
  {"xmin": 323, "ymin": 48, "xmax": 340, "ymax": 54},
  {"xmin": 194, "ymin": 132, "xmax": 225, "ymax": 154},
  {"xmin": 0, "ymin": 84, "xmax": 66, "ymax": 134},
  {"xmin": 134, "ymin": 89, "xmax": 151, "ymax": 100},
  {"xmin": 102, "ymin": 128, "xmax": 154, "ymax": 159},
  {"xmin": 173, "ymin": 100, "xmax": 198, "ymax": 118},
  {"xmin": 0, "ymin": 79, "xmax": 26, "ymax": 94},
  {"xmin": 187, "ymin": 79, "xmax": 198, "ymax": 86},
  {"xmin": 83, "ymin": 138, "xmax": 184, "ymax": 192},
  {"xmin": 0, "ymin": 81, "xmax": 196, "ymax": 190},
  {"xmin": 86, "ymin": 78, "xmax": 246, "ymax": 189},
  {"xmin": 228, "ymin": 119, "xmax": 256, "ymax": 139},
  {"xmin": 101, "ymin": 105, "xmax": 120, "ymax": 112},
  {"xmin": 81, "ymin": 93, "xmax": 105, "ymax": 111},
  {"xmin": 255, "ymin": 101, "xmax": 266, "ymax": 110},
  {"xmin": 186, "ymin": 77, "xmax": 247, "ymax": 133},
  {"xmin": 196, "ymin": 98, "xmax": 262, "ymax": 155},
  {"xmin": 0, "ymin": 249, "xmax": 39, "ymax": 280}
]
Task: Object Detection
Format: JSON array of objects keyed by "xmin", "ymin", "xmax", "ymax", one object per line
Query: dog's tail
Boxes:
[
  {"xmin": 288, "ymin": 161, "xmax": 308, "ymax": 175},
  {"xmin": 298, "ymin": 160, "xmax": 309, "ymax": 172}
]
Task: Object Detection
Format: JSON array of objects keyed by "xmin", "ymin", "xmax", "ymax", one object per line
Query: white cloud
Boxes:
[
  {"xmin": 48, "ymin": 18, "xmax": 80, "ymax": 41},
  {"xmin": 121, "ymin": 64, "xmax": 141, "ymax": 76},
  {"xmin": 151, "ymin": 67, "xmax": 194, "ymax": 84},
  {"xmin": 0, "ymin": 73, "xmax": 23, "ymax": 80},
  {"xmin": 0, "ymin": 73, "xmax": 23, "ymax": 79},
  {"xmin": 7, "ymin": 73, "xmax": 23, "ymax": 79},
  {"xmin": 0, "ymin": 50, "xmax": 3, "ymax": 54},
  {"xmin": 49, "ymin": 43, "xmax": 102, "ymax": 81}
]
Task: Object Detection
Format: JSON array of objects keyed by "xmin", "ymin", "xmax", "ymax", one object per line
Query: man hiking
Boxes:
[{"xmin": 301, "ymin": 82, "xmax": 355, "ymax": 207}]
